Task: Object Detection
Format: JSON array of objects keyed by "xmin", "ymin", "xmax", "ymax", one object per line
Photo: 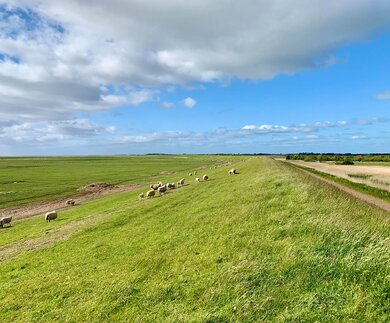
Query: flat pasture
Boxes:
[{"xmin": 0, "ymin": 155, "xmax": 233, "ymax": 209}]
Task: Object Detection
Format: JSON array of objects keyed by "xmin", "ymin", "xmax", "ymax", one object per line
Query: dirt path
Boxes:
[
  {"xmin": 287, "ymin": 160, "xmax": 390, "ymax": 192},
  {"xmin": 285, "ymin": 162, "xmax": 390, "ymax": 213},
  {"xmin": 0, "ymin": 183, "xmax": 142, "ymax": 220}
]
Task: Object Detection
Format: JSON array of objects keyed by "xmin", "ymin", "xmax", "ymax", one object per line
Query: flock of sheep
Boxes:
[
  {"xmin": 138, "ymin": 167, "xmax": 237, "ymax": 200},
  {"xmin": 138, "ymin": 171, "xmax": 210, "ymax": 200},
  {"xmin": 0, "ymin": 168, "xmax": 238, "ymax": 228}
]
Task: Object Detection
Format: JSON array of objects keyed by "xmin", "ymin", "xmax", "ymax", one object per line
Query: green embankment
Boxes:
[{"xmin": 0, "ymin": 157, "xmax": 389, "ymax": 322}]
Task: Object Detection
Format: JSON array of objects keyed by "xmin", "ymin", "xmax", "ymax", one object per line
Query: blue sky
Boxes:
[{"xmin": 0, "ymin": 1, "xmax": 389, "ymax": 155}]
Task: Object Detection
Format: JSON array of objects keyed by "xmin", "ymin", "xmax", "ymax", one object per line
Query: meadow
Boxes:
[
  {"xmin": 0, "ymin": 155, "xmax": 233, "ymax": 209},
  {"xmin": 0, "ymin": 156, "xmax": 389, "ymax": 322}
]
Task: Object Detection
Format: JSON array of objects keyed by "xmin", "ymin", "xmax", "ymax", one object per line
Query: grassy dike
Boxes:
[{"xmin": 0, "ymin": 157, "xmax": 389, "ymax": 321}]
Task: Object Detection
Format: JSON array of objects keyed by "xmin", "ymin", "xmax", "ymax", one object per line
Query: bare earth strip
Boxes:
[
  {"xmin": 285, "ymin": 161, "xmax": 390, "ymax": 212},
  {"xmin": 287, "ymin": 160, "xmax": 390, "ymax": 192},
  {"xmin": 0, "ymin": 183, "xmax": 142, "ymax": 220}
]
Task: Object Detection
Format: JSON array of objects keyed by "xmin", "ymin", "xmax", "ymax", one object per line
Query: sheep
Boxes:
[
  {"xmin": 65, "ymin": 199, "xmax": 75, "ymax": 206},
  {"xmin": 45, "ymin": 210, "xmax": 57, "ymax": 222},
  {"xmin": 147, "ymin": 189, "xmax": 155, "ymax": 198},
  {"xmin": 138, "ymin": 192, "xmax": 145, "ymax": 200},
  {"xmin": 228, "ymin": 168, "xmax": 237, "ymax": 175},
  {"xmin": 203, "ymin": 174, "xmax": 209, "ymax": 181},
  {"xmin": 158, "ymin": 185, "xmax": 167, "ymax": 195},
  {"xmin": 0, "ymin": 216, "xmax": 12, "ymax": 228},
  {"xmin": 194, "ymin": 171, "xmax": 197, "ymax": 175},
  {"xmin": 158, "ymin": 181, "xmax": 163, "ymax": 187},
  {"xmin": 178, "ymin": 178, "xmax": 185, "ymax": 186},
  {"xmin": 189, "ymin": 172, "xmax": 193, "ymax": 176},
  {"xmin": 150, "ymin": 183, "xmax": 160, "ymax": 190},
  {"xmin": 195, "ymin": 177, "xmax": 200, "ymax": 182},
  {"xmin": 167, "ymin": 182, "xmax": 176, "ymax": 189}
]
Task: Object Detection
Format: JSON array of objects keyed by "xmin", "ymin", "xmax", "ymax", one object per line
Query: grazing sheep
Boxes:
[
  {"xmin": 194, "ymin": 171, "xmax": 197, "ymax": 175},
  {"xmin": 228, "ymin": 168, "xmax": 237, "ymax": 175},
  {"xmin": 158, "ymin": 181, "xmax": 163, "ymax": 187},
  {"xmin": 0, "ymin": 216, "xmax": 12, "ymax": 228},
  {"xmin": 203, "ymin": 174, "xmax": 209, "ymax": 181},
  {"xmin": 167, "ymin": 182, "xmax": 176, "ymax": 189},
  {"xmin": 195, "ymin": 177, "xmax": 200, "ymax": 182},
  {"xmin": 45, "ymin": 210, "xmax": 57, "ymax": 222},
  {"xmin": 150, "ymin": 183, "xmax": 160, "ymax": 190},
  {"xmin": 65, "ymin": 199, "xmax": 75, "ymax": 206},
  {"xmin": 138, "ymin": 192, "xmax": 144, "ymax": 200},
  {"xmin": 189, "ymin": 172, "xmax": 193, "ymax": 176},
  {"xmin": 158, "ymin": 185, "xmax": 167, "ymax": 195},
  {"xmin": 178, "ymin": 178, "xmax": 185, "ymax": 186},
  {"xmin": 147, "ymin": 189, "xmax": 155, "ymax": 198}
]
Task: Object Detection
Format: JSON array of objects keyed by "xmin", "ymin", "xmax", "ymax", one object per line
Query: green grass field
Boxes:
[
  {"xmin": 0, "ymin": 155, "xmax": 234, "ymax": 209},
  {"xmin": 0, "ymin": 157, "xmax": 389, "ymax": 322}
]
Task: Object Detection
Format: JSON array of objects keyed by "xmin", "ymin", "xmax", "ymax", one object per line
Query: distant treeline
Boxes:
[{"xmin": 286, "ymin": 153, "xmax": 390, "ymax": 164}]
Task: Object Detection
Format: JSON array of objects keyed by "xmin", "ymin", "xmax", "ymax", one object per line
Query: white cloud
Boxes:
[
  {"xmin": 0, "ymin": 118, "xmax": 114, "ymax": 143},
  {"xmin": 161, "ymin": 101, "xmax": 174, "ymax": 109},
  {"xmin": 375, "ymin": 91, "xmax": 390, "ymax": 100},
  {"xmin": 0, "ymin": 1, "xmax": 389, "ymax": 121},
  {"xmin": 182, "ymin": 97, "xmax": 196, "ymax": 108},
  {"xmin": 241, "ymin": 120, "xmax": 348, "ymax": 134}
]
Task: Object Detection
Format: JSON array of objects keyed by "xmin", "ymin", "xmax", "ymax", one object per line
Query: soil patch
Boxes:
[
  {"xmin": 160, "ymin": 171, "xmax": 175, "ymax": 175},
  {"xmin": 78, "ymin": 182, "xmax": 117, "ymax": 193}
]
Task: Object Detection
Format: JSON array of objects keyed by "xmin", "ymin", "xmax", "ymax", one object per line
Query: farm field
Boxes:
[
  {"xmin": 0, "ymin": 155, "xmax": 234, "ymax": 209},
  {"xmin": 0, "ymin": 156, "xmax": 389, "ymax": 322},
  {"xmin": 287, "ymin": 160, "xmax": 390, "ymax": 192}
]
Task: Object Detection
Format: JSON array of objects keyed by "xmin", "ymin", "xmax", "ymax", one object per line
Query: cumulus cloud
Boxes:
[
  {"xmin": 375, "ymin": 91, "xmax": 390, "ymax": 100},
  {"xmin": 0, "ymin": 116, "xmax": 387, "ymax": 154},
  {"xmin": 181, "ymin": 97, "xmax": 196, "ymax": 108},
  {"xmin": 0, "ymin": 119, "xmax": 115, "ymax": 143},
  {"xmin": 0, "ymin": 1, "xmax": 390, "ymax": 121}
]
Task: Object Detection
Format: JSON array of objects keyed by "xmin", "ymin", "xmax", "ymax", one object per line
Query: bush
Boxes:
[{"xmin": 342, "ymin": 157, "xmax": 354, "ymax": 165}]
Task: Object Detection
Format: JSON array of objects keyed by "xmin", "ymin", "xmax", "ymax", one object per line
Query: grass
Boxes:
[
  {"xmin": 0, "ymin": 155, "xmax": 236, "ymax": 209},
  {"xmin": 290, "ymin": 163, "xmax": 390, "ymax": 203},
  {"xmin": 0, "ymin": 157, "xmax": 389, "ymax": 321},
  {"xmin": 348, "ymin": 173, "xmax": 372, "ymax": 180}
]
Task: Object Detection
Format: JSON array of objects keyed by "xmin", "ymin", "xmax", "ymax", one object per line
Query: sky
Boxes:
[{"xmin": 0, "ymin": 0, "xmax": 389, "ymax": 155}]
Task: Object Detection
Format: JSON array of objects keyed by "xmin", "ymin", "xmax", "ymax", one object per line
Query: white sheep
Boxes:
[
  {"xmin": 0, "ymin": 216, "xmax": 12, "ymax": 228},
  {"xmin": 189, "ymin": 172, "xmax": 193, "ymax": 176},
  {"xmin": 65, "ymin": 199, "xmax": 75, "ymax": 206},
  {"xmin": 195, "ymin": 177, "xmax": 200, "ymax": 182},
  {"xmin": 203, "ymin": 174, "xmax": 209, "ymax": 181},
  {"xmin": 147, "ymin": 189, "xmax": 155, "ymax": 198},
  {"xmin": 45, "ymin": 210, "xmax": 57, "ymax": 222},
  {"xmin": 158, "ymin": 185, "xmax": 167, "ymax": 195},
  {"xmin": 150, "ymin": 183, "xmax": 160, "ymax": 190},
  {"xmin": 158, "ymin": 181, "xmax": 163, "ymax": 187},
  {"xmin": 138, "ymin": 192, "xmax": 145, "ymax": 200},
  {"xmin": 228, "ymin": 168, "xmax": 237, "ymax": 175},
  {"xmin": 194, "ymin": 171, "xmax": 197, "ymax": 175},
  {"xmin": 178, "ymin": 178, "xmax": 185, "ymax": 186},
  {"xmin": 167, "ymin": 182, "xmax": 176, "ymax": 189}
]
